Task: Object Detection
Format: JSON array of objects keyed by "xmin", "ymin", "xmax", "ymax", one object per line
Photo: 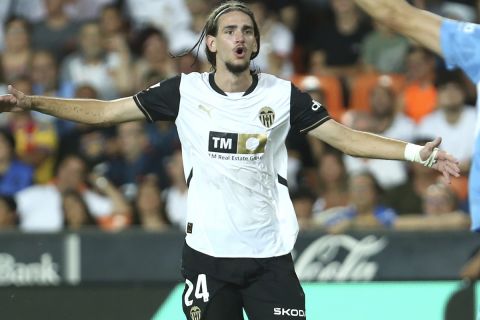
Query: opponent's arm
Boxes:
[
  {"xmin": 0, "ymin": 85, "xmax": 145, "ymax": 126},
  {"xmin": 354, "ymin": 0, "xmax": 443, "ymax": 56},
  {"xmin": 308, "ymin": 119, "xmax": 460, "ymax": 182}
]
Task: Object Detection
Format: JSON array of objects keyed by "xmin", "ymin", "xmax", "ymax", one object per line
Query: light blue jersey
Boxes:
[{"xmin": 441, "ymin": 19, "xmax": 480, "ymax": 232}]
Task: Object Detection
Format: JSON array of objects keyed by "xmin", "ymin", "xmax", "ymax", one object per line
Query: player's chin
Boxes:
[{"xmin": 225, "ymin": 60, "xmax": 250, "ymax": 74}]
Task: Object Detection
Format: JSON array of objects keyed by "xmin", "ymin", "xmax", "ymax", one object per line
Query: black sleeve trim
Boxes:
[
  {"xmin": 186, "ymin": 168, "xmax": 193, "ymax": 187},
  {"xmin": 278, "ymin": 175, "xmax": 288, "ymax": 187},
  {"xmin": 133, "ymin": 95, "xmax": 154, "ymax": 122},
  {"xmin": 300, "ymin": 116, "xmax": 331, "ymax": 133},
  {"xmin": 133, "ymin": 75, "xmax": 181, "ymax": 122},
  {"xmin": 290, "ymin": 83, "xmax": 331, "ymax": 135}
]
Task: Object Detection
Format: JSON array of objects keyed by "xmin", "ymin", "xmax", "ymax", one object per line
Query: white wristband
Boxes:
[
  {"xmin": 404, "ymin": 143, "xmax": 438, "ymax": 168},
  {"xmin": 404, "ymin": 143, "xmax": 422, "ymax": 162}
]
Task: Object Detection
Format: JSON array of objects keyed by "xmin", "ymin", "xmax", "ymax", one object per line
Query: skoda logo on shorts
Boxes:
[
  {"xmin": 259, "ymin": 106, "xmax": 275, "ymax": 128},
  {"xmin": 190, "ymin": 306, "xmax": 202, "ymax": 320}
]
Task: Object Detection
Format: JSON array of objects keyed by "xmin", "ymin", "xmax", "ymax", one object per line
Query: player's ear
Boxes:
[{"xmin": 206, "ymin": 35, "xmax": 216, "ymax": 53}]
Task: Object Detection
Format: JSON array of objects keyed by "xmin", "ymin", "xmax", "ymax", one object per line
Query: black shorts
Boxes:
[{"xmin": 181, "ymin": 243, "xmax": 306, "ymax": 320}]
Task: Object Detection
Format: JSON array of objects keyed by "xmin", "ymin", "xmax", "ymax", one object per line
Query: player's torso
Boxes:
[
  {"xmin": 175, "ymin": 72, "xmax": 294, "ymax": 257},
  {"xmin": 175, "ymin": 72, "xmax": 291, "ymax": 182}
]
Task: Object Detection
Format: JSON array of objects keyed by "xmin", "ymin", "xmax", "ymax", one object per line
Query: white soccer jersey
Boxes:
[{"xmin": 134, "ymin": 72, "xmax": 330, "ymax": 257}]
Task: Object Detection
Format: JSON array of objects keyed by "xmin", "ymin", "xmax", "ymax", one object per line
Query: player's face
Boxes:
[{"xmin": 208, "ymin": 11, "xmax": 258, "ymax": 74}]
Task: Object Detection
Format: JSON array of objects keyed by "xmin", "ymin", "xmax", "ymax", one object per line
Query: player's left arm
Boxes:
[{"xmin": 308, "ymin": 119, "xmax": 460, "ymax": 182}]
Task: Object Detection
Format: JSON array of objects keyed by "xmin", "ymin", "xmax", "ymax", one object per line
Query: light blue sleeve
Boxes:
[{"xmin": 441, "ymin": 19, "xmax": 480, "ymax": 83}]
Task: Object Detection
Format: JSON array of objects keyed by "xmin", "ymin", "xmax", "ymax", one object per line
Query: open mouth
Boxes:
[{"xmin": 234, "ymin": 47, "xmax": 246, "ymax": 57}]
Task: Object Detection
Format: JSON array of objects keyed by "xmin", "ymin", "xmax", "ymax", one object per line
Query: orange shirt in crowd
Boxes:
[{"xmin": 403, "ymin": 82, "xmax": 437, "ymax": 123}]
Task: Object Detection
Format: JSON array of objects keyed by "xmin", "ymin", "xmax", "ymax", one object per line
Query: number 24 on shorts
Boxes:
[{"xmin": 184, "ymin": 274, "xmax": 210, "ymax": 306}]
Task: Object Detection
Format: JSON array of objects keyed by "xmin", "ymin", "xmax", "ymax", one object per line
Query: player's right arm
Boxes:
[
  {"xmin": 353, "ymin": 0, "xmax": 443, "ymax": 56},
  {"xmin": 0, "ymin": 85, "xmax": 145, "ymax": 126}
]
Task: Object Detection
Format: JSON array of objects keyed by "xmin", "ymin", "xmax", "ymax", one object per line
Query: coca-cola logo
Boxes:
[{"xmin": 294, "ymin": 235, "xmax": 387, "ymax": 281}]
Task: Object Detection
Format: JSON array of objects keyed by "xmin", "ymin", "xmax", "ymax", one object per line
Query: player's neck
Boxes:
[{"xmin": 214, "ymin": 68, "xmax": 252, "ymax": 93}]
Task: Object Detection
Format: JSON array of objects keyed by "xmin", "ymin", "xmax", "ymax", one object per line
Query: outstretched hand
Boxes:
[
  {"xmin": 0, "ymin": 85, "xmax": 31, "ymax": 112},
  {"xmin": 420, "ymin": 137, "xmax": 460, "ymax": 183}
]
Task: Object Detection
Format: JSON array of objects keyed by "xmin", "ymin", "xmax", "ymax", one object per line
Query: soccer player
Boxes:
[
  {"xmin": 0, "ymin": 1, "xmax": 460, "ymax": 319},
  {"xmin": 351, "ymin": 0, "xmax": 480, "ymax": 233}
]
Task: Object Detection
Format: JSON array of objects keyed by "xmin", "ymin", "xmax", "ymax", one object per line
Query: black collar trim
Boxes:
[{"xmin": 208, "ymin": 73, "xmax": 258, "ymax": 97}]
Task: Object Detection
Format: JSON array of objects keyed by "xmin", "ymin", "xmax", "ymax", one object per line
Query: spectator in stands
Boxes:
[
  {"xmin": 102, "ymin": 121, "xmax": 165, "ymax": 199},
  {"xmin": 31, "ymin": 0, "xmax": 80, "ymax": 62},
  {"xmin": 0, "ymin": 129, "xmax": 33, "ymax": 196},
  {"xmin": 312, "ymin": 148, "xmax": 349, "ymax": 216},
  {"xmin": 185, "ymin": 0, "xmax": 210, "ymax": 34},
  {"xmin": 55, "ymin": 84, "xmax": 104, "ymax": 161},
  {"xmin": 416, "ymin": 71, "xmax": 476, "ymax": 203},
  {"xmin": 31, "ymin": 50, "xmax": 75, "ymax": 126},
  {"xmin": 88, "ymin": 172, "xmax": 132, "ymax": 230},
  {"xmin": 61, "ymin": 189, "xmax": 97, "ymax": 230},
  {"xmin": 131, "ymin": 27, "xmax": 176, "ymax": 92},
  {"xmin": 100, "ymin": 4, "xmax": 129, "ymax": 41},
  {"xmin": 55, "ymin": 85, "xmax": 117, "ymax": 171},
  {"xmin": 395, "ymin": 183, "xmax": 470, "ymax": 230},
  {"xmin": 15, "ymin": 154, "xmax": 130, "ymax": 232},
  {"xmin": 1, "ymin": 17, "xmax": 32, "ymax": 83},
  {"xmin": 10, "ymin": 0, "xmax": 45, "ymax": 23},
  {"xmin": 145, "ymin": 120, "xmax": 180, "ymax": 185},
  {"xmin": 291, "ymin": 188, "xmax": 317, "ymax": 231},
  {"xmin": 0, "ymin": 195, "xmax": 18, "ymax": 229},
  {"xmin": 344, "ymin": 80, "xmax": 415, "ymax": 189},
  {"xmin": 423, "ymin": 183, "xmax": 464, "ymax": 216},
  {"xmin": 318, "ymin": 171, "xmax": 397, "ymax": 233},
  {"xmin": 361, "ymin": 22, "xmax": 410, "ymax": 74},
  {"xmin": 60, "ymin": 21, "xmax": 129, "ymax": 99},
  {"xmin": 417, "ymin": 71, "xmax": 476, "ymax": 162},
  {"xmin": 76, "ymin": 129, "xmax": 113, "ymax": 170},
  {"xmin": 383, "ymin": 139, "xmax": 442, "ymax": 215},
  {"xmin": 31, "ymin": 50, "xmax": 74, "ymax": 98},
  {"xmin": 402, "ymin": 46, "xmax": 438, "ymax": 123},
  {"xmin": 175, "ymin": 51, "xmax": 204, "ymax": 75},
  {"xmin": 369, "ymin": 79, "xmax": 415, "ymax": 141},
  {"xmin": 308, "ymin": 0, "xmax": 371, "ymax": 77},
  {"xmin": 163, "ymin": 149, "xmax": 188, "ymax": 231},
  {"xmin": 124, "ymin": 0, "xmax": 194, "ymax": 54},
  {"xmin": 0, "ymin": 0, "xmax": 12, "ymax": 51},
  {"xmin": 63, "ymin": 0, "xmax": 117, "ymax": 22},
  {"xmin": 8, "ymin": 77, "xmax": 58, "ymax": 184},
  {"xmin": 100, "ymin": 4, "xmax": 133, "ymax": 83},
  {"xmin": 278, "ymin": 3, "xmax": 299, "ymax": 35},
  {"xmin": 248, "ymin": 0, "xmax": 294, "ymax": 78},
  {"xmin": 133, "ymin": 177, "xmax": 170, "ymax": 232}
]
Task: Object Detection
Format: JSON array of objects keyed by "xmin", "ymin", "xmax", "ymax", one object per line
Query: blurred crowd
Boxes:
[{"xmin": 0, "ymin": 0, "xmax": 477, "ymax": 233}]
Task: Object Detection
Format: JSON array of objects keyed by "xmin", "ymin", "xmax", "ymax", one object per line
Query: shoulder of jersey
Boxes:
[
  {"xmin": 257, "ymin": 73, "xmax": 290, "ymax": 89},
  {"xmin": 181, "ymin": 71, "xmax": 206, "ymax": 81}
]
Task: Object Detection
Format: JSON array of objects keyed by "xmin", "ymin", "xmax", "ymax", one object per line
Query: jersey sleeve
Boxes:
[
  {"xmin": 290, "ymin": 84, "xmax": 330, "ymax": 134},
  {"xmin": 441, "ymin": 19, "xmax": 480, "ymax": 83},
  {"xmin": 133, "ymin": 75, "xmax": 181, "ymax": 122}
]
